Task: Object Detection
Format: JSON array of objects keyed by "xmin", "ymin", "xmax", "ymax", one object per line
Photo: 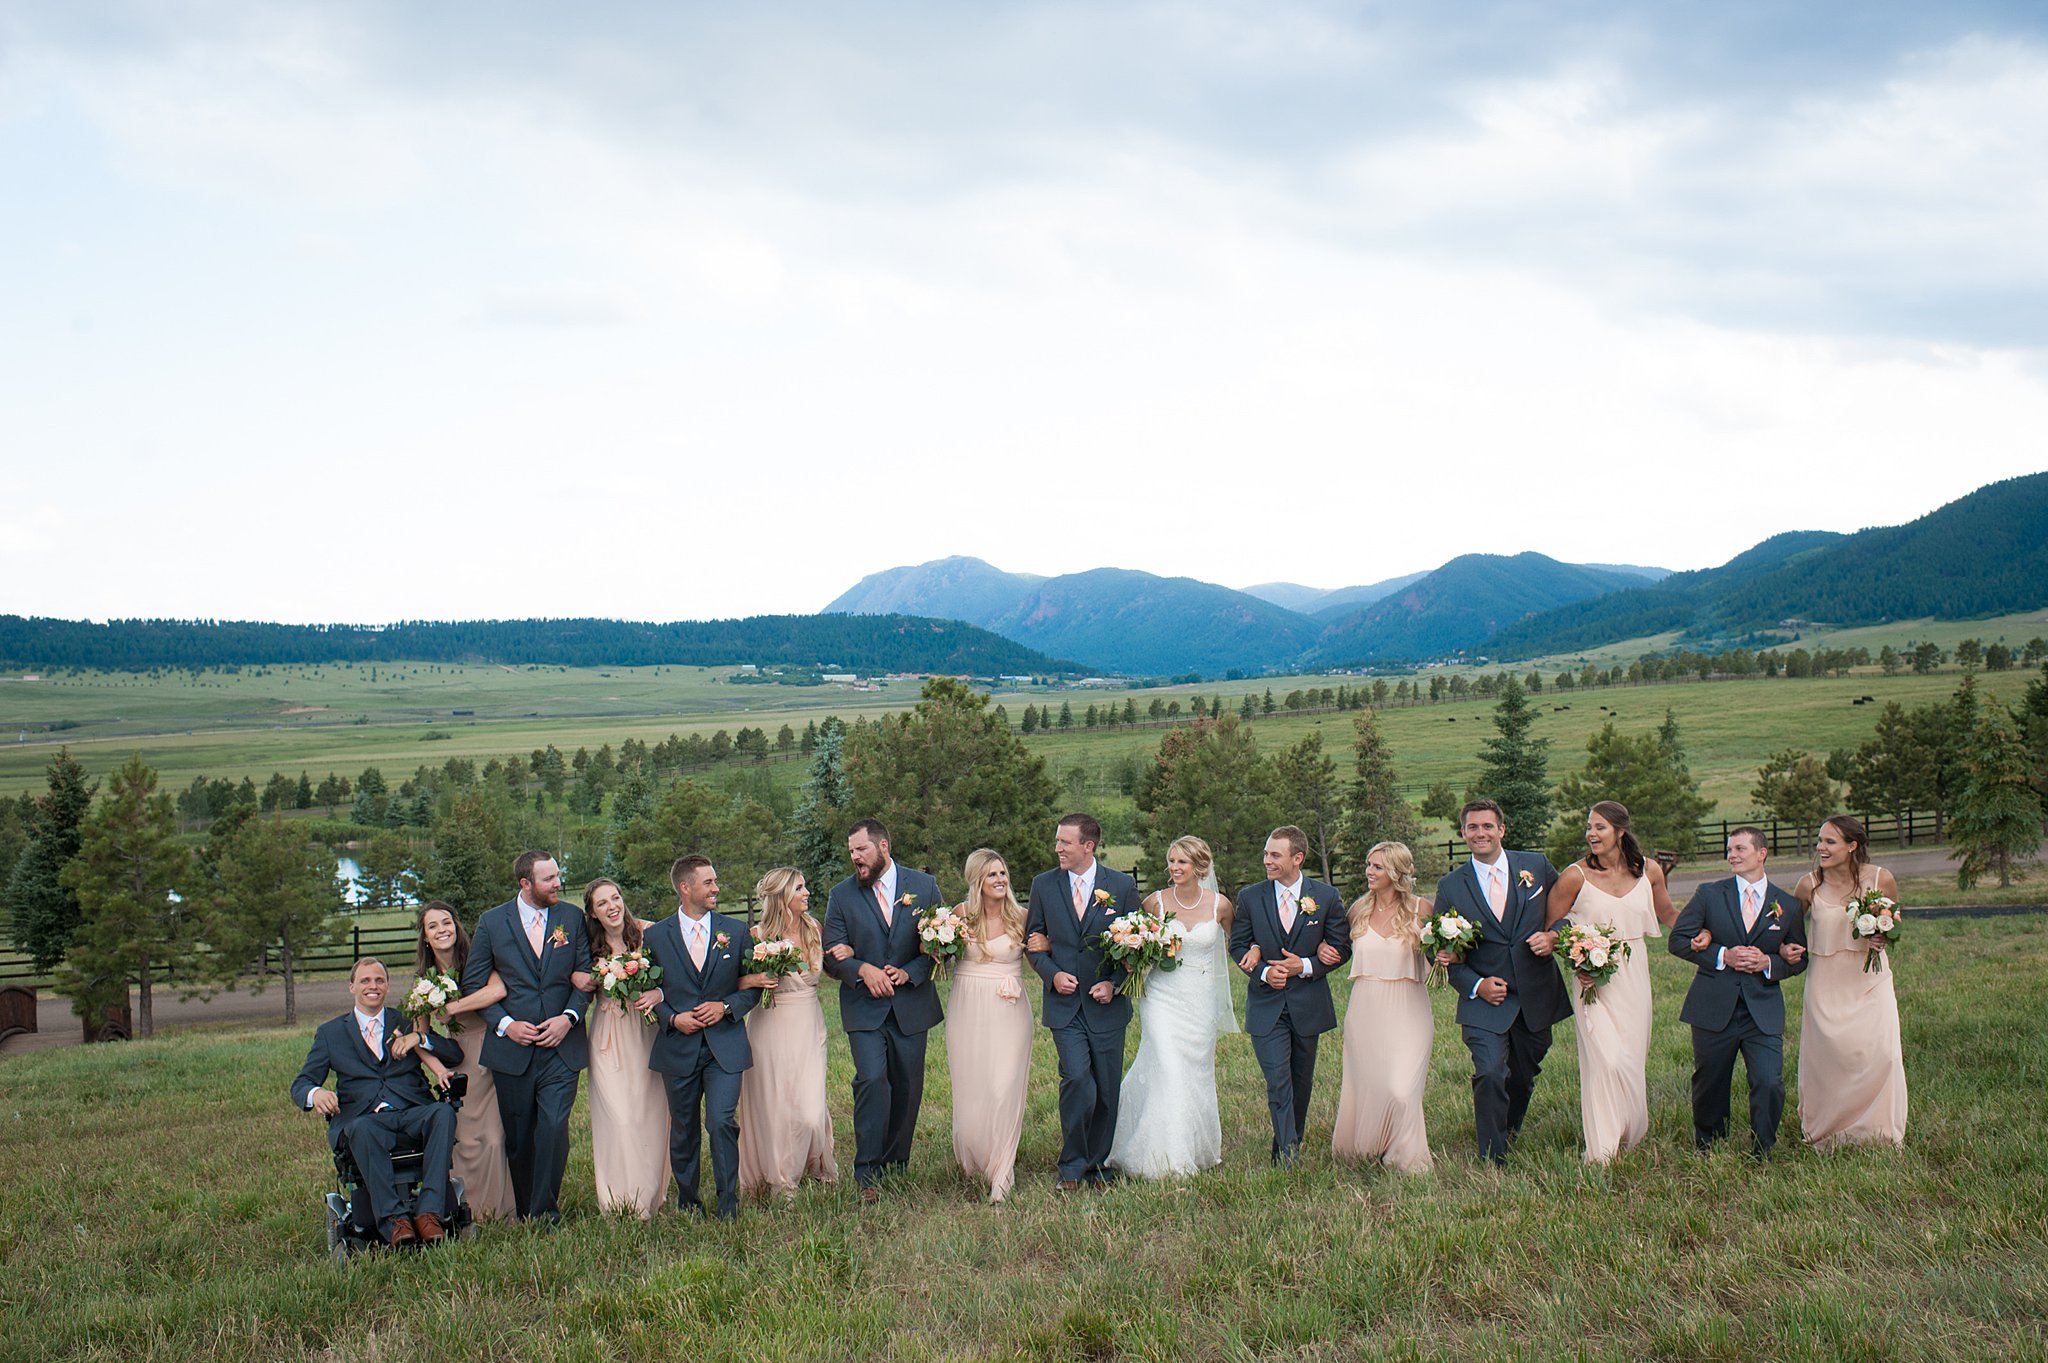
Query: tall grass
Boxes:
[{"xmin": 1, "ymin": 916, "xmax": 2042, "ymax": 1361}]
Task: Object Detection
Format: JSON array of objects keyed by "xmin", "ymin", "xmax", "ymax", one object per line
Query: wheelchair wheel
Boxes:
[{"xmin": 324, "ymin": 1194, "xmax": 351, "ymax": 1264}]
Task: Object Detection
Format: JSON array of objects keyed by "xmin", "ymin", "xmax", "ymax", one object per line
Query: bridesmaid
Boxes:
[
  {"xmin": 1331, "ymin": 841, "xmax": 1434, "ymax": 1173},
  {"xmin": 411, "ymin": 902, "xmax": 517, "ymax": 1222},
  {"xmin": 1545, "ymin": 801, "xmax": 1675, "ymax": 1163},
  {"xmin": 581, "ymin": 878, "xmax": 671, "ymax": 1217},
  {"xmin": 946, "ymin": 848, "xmax": 1033, "ymax": 1203},
  {"xmin": 1794, "ymin": 815, "xmax": 1908, "ymax": 1149},
  {"xmin": 737, "ymin": 867, "xmax": 838, "ymax": 1199}
]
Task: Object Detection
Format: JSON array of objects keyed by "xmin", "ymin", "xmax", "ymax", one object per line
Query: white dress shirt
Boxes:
[
  {"xmin": 1719, "ymin": 873, "xmax": 1774, "ymax": 978},
  {"xmin": 1260, "ymin": 875, "xmax": 1315, "ymax": 984}
]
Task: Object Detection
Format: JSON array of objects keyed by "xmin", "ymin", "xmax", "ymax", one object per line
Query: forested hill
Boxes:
[
  {"xmin": 0, "ymin": 615, "xmax": 1082, "ymax": 675},
  {"xmin": 1487, "ymin": 472, "xmax": 2048, "ymax": 657}
]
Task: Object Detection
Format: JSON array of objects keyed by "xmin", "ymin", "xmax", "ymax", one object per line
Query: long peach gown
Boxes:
[
  {"xmin": 1799, "ymin": 870, "xmax": 1907, "ymax": 1149},
  {"xmin": 738, "ymin": 969, "xmax": 838, "ymax": 1196},
  {"xmin": 435, "ymin": 1009, "xmax": 516, "ymax": 1222},
  {"xmin": 1566, "ymin": 875, "xmax": 1659, "ymax": 1163},
  {"xmin": 1331, "ymin": 924, "xmax": 1433, "ymax": 1173},
  {"xmin": 587, "ymin": 997, "xmax": 671, "ymax": 1216},
  {"xmin": 946, "ymin": 933, "xmax": 1033, "ymax": 1202}
]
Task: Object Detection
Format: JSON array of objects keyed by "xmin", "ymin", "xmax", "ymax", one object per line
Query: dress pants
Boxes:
[
  {"xmin": 494, "ymin": 1045, "xmax": 579, "ymax": 1220},
  {"xmin": 1051, "ymin": 1020, "xmax": 1124, "ymax": 1182},
  {"xmin": 1463, "ymin": 1013, "xmax": 1554, "ymax": 1164},
  {"xmin": 665, "ymin": 1058, "xmax": 743, "ymax": 1219},
  {"xmin": 1251, "ymin": 1016, "xmax": 1320, "ymax": 1159},
  {"xmin": 848, "ymin": 1016, "xmax": 927, "ymax": 1187},
  {"xmin": 338, "ymin": 1102, "xmax": 454, "ymax": 1235},
  {"xmin": 1690, "ymin": 995, "xmax": 1785, "ymax": 1155}
]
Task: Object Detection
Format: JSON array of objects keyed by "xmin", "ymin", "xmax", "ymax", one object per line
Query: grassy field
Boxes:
[
  {"xmin": 0, "ymin": 914, "xmax": 2039, "ymax": 1361},
  {"xmin": 1523, "ymin": 608, "xmax": 2048, "ymax": 669}
]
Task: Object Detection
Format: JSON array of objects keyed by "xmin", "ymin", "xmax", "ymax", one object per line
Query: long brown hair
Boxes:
[
  {"xmin": 1584, "ymin": 801, "xmax": 1647, "ymax": 878},
  {"xmin": 961, "ymin": 848, "xmax": 1027, "ymax": 961},
  {"xmin": 1815, "ymin": 814, "xmax": 1872, "ymax": 893},
  {"xmin": 413, "ymin": 901, "xmax": 471, "ymax": 979},
  {"xmin": 754, "ymin": 867, "xmax": 822, "ymax": 968},
  {"xmin": 582, "ymin": 878, "xmax": 644, "ymax": 955}
]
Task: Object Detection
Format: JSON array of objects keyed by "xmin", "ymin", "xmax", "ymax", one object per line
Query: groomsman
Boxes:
[
  {"xmin": 1025, "ymin": 812, "xmax": 1140, "ymax": 1190},
  {"xmin": 461, "ymin": 851, "xmax": 592, "ymax": 1225},
  {"xmin": 1435, "ymin": 800, "xmax": 1572, "ymax": 1165},
  {"xmin": 1669, "ymin": 827, "xmax": 1808, "ymax": 1156},
  {"xmin": 644, "ymin": 855, "xmax": 758, "ymax": 1218},
  {"xmin": 821, "ymin": 818, "xmax": 944, "ymax": 1201},
  {"xmin": 1229, "ymin": 825, "xmax": 1351, "ymax": 1163},
  {"xmin": 291, "ymin": 958, "xmax": 460, "ymax": 1245}
]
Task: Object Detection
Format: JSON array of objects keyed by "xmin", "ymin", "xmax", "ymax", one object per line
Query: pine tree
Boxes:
[
  {"xmin": 1336, "ymin": 709, "xmax": 1426, "ymax": 895},
  {"xmin": 5, "ymin": 747, "xmax": 96, "ymax": 971},
  {"xmin": 1951, "ymin": 708, "xmax": 2040, "ymax": 889},
  {"xmin": 1751, "ymin": 751, "xmax": 1838, "ymax": 850},
  {"xmin": 1136, "ymin": 714, "xmax": 1281, "ymax": 890},
  {"xmin": 789, "ymin": 717, "xmax": 851, "ymax": 899},
  {"xmin": 1475, "ymin": 678, "xmax": 1552, "ymax": 848},
  {"xmin": 1270, "ymin": 733, "xmax": 1341, "ymax": 885},
  {"xmin": 202, "ymin": 810, "xmax": 342, "ymax": 1024},
  {"xmin": 54, "ymin": 754, "xmax": 195, "ymax": 1037},
  {"xmin": 1547, "ymin": 712, "xmax": 1712, "ymax": 867}
]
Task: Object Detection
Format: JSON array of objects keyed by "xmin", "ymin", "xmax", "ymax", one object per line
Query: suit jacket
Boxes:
[
  {"xmin": 461, "ymin": 896, "xmax": 594, "ymax": 1075},
  {"xmin": 1228, "ymin": 876, "xmax": 1353, "ymax": 1037},
  {"xmin": 1024, "ymin": 863, "xmax": 1140, "ymax": 1035},
  {"xmin": 1669, "ymin": 876, "xmax": 1808, "ymax": 1035},
  {"xmin": 290, "ymin": 1008, "xmax": 460, "ymax": 1147},
  {"xmin": 644, "ymin": 910, "xmax": 758, "ymax": 1076},
  {"xmin": 1437, "ymin": 851, "xmax": 1573, "ymax": 1034},
  {"xmin": 820, "ymin": 865, "xmax": 946, "ymax": 1035}
]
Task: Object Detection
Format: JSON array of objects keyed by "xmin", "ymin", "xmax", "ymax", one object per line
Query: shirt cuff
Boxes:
[
  {"xmin": 1762, "ymin": 960, "xmax": 1773, "ymax": 980},
  {"xmin": 1715, "ymin": 947, "xmax": 1727, "ymax": 972},
  {"xmin": 305, "ymin": 1090, "xmax": 319, "ymax": 1110},
  {"xmin": 1260, "ymin": 966, "xmax": 1275, "ymax": 986},
  {"xmin": 561, "ymin": 1008, "xmax": 580, "ymax": 1023},
  {"xmin": 1300, "ymin": 959, "xmax": 1314, "ymax": 979},
  {"xmin": 1468, "ymin": 980, "xmax": 1482, "ymax": 1000},
  {"xmin": 496, "ymin": 1016, "xmax": 513, "ymax": 1037}
]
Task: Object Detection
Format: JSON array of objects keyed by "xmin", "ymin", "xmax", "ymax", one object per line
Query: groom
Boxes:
[
  {"xmin": 1230, "ymin": 824, "xmax": 1350, "ymax": 1163},
  {"xmin": 1025, "ymin": 812, "xmax": 1139, "ymax": 1191},
  {"xmin": 821, "ymin": 818, "xmax": 944, "ymax": 1201},
  {"xmin": 461, "ymin": 850, "xmax": 592, "ymax": 1223},
  {"xmin": 1669, "ymin": 826, "xmax": 1808, "ymax": 1156},
  {"xmin": 1436, "ymin": 799, "xmax": 1571, "ymax": 1165}
]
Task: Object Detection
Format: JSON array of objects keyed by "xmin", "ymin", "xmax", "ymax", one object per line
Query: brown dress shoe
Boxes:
[
  {"xmin": 858, "ymin": 1185, "xmax": 881, "ymax": 1204},
  {"xmin": 413, "ymin": 1213, "xmax": 446, "ymax": 1244},
  {"xmin": 385, "ymin": 1217, "xmax": 418, "ymax": 1247},
  {"xmin": 1056, "ymin": 1179, "xmax": 1081, "ymax": 1193}
]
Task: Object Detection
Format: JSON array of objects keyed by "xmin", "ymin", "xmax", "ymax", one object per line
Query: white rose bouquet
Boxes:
[
  {"xmin": 402, "ymin": 968, "xmax": 460, "ymax": 1032},
  {"xmin": 1092, "ymin": 908, "xmax": 1184, "ymax": 998},
  {"xmin": 1554, "ymin": 920, "xmax": 1629, "ymax": 1003},
  {"xmin": 746, "ymin": 936, "xmax": 805, "ymax": 1008},
  {"xmin": 1844, "ymin": 891, "xmax": 1900, "ymax": 974},
  {"xmin": 1417, "ymin": 907, "xmax": 1481, "ymax": 985},
  {"xmin": 916, "ymin": 903, "xmax": 970, "ymax": 978}
]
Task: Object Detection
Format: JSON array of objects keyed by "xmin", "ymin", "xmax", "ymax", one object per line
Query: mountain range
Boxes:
[{"xmin": 828, "ymin": 473, "xmax": 2048, "ymax": 674}]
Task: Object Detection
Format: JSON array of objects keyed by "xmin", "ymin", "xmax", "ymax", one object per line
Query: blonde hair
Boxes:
[
  {"xmin": 961, "ymin": 848, "xmax": 1027, "ymax": 961},
  {"xmin": 1350, "ymin": 840, "xmax": 1426, "ymax": 944},
  {"xmin": 1166, "ymin": 835, "xmax": 1214, "ymax": 884},
  {"xmin": 753, "ymin": 866, "xmax": 821, "ymax": 969}
]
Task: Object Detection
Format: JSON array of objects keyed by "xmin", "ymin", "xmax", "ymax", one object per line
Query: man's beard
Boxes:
[{"xmin": 853, "ymin": 862, "xmax": 876, "ymax": 889}]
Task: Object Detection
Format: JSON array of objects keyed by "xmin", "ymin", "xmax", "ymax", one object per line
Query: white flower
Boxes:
[
  {"xmin": 1587, "ymin": 947, "xmax": 1609, "ymax": 970},
  {"xmin": 936, "ymin": 925, "xmax": 956, "ymax": 944},
  {"xmin": 427, "ymin": 987, "xmax": 446, "ymax": 1007},
  {"xmin": 1876, "ymin": 912, "xmax": 1895, "ymax": 933},
  {"xmin": 1856, "ymin": 913, "xmax": 1879, "ymax": 937}
]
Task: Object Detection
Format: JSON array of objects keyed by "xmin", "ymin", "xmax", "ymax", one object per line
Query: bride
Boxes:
[{"xmin": 1107, "ymin": 834, "xmax": 1240, "ymax": 1178}]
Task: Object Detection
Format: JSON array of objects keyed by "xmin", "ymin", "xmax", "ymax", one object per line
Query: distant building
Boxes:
[{"xmin": 822, "ymin": 674, "xmax": 857, "ymax": 683}]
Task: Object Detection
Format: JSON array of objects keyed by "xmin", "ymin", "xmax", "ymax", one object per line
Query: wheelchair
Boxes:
[{"xmin": 323, "ymin": 1070, "xmax": 477, "ymax": 1260}]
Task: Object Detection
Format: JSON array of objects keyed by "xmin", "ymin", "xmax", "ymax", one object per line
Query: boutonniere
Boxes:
[
  {"xmin": 1299, "ymin": 895, "xmax": 1321, "ymax": 920},
  {"xmin": 1767, "ymin": 901, "xmax": 1784, "ymax": 921},
  {"xmin": 1092, "ymin": 889, "xmax": 1114, "ymax": 909},
  {"xmin": 897, "ymin": 892, "xmax": 915, "ymax": 909},
  {"xmin": 1517, "ymin": 870, "xmax": 1535, "ymax": 890},
  {"xmin": 714, "ymin": 931, "xmax": 731, "ymax": 950},
  {"xmin": 549, "ymin": 925, "xmax": 568, "ymax": 948}
]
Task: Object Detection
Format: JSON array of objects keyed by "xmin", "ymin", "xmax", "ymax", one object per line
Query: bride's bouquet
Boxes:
[
  {"xmin": 1417, "ymin": 907, "xmax": 1481, "ymax": 985},
  {"xmin": 1554, "ymin": 920, "xmax": 1629, "ymax": 1003},
  {"xmin": 1094, "ymin": 908, "xmax": 1186, "ymax": 998},
  {"xmin": 596, "ymin": 948, "xmax": 664, "ymax": 1023},
  {"xmin": 746, "ymin": 935, "xmax": 805, "ymax": 1007},
  {"xmin": 402, "ymin": 968, "xmax": 460, "ymax": 1032},
  {"xmin": 916, "ymin": 903, "xmax": 970, "ymax": 979},
  {"xmin": 1845, "ymin": 891, "xmax": 1901, "ymax": 973}
]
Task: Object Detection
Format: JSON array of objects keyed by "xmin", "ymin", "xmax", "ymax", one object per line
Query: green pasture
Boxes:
[
  {"xmin": 1533, "ymin": 608, "xmax": 2048, "ymax": 669},
  {"xmin": 0, "ymin": 915, "xmax": 2039, "ymax": 1361}
]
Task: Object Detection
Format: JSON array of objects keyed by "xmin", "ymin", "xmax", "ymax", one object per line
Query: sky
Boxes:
[{"xmin": 4, "ymin": 0, "xmax": 2045, "ymax": 625}]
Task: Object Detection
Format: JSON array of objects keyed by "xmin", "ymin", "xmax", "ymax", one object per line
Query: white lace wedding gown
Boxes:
[{"xmin": 1107, "ymin": 912, "xmax": 1237, "ymax": 1178}]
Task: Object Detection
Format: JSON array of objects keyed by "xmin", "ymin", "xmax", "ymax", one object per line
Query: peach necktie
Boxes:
[{"xmin": 1485, "ymin": 866, "xmax": 1507, "ymax": 920}]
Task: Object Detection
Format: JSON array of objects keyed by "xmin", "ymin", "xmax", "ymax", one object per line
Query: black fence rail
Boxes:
[{"xmin": 1438, "ymin": 808, "xmax": 1943, "ymax": 869}]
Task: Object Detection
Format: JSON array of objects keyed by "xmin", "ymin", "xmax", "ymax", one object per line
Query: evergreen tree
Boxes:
[
  {"xmin": 841, "ymin": 678, "xmax": 1058, "ymax": 901},
  {"xmin": 54, "ymin": 754, "xmax": 195, "ymax": 1037},
  {"xmin": 1020, "ymin": 704, "xmax": 1039, "ymax": 735},
  {"xmin": 1750, "ymin": 750, "xmax": 1838, "ymax": 849},
  {"xmin": 1058, "ymin": 701, "xmax": 1074, "ymax": 729},
  {"xmin": 202, "ymin": 810, "xmax": 342, "ymax": 1024},
  {"xmin": 295, "ymin": 771, "xmax": 315, "ymax": 809},
  {"xmin": 1475, "ymin": 678, "xmax": 1552, "ymax": 848},
  {"xmin": 1136, "ymin": 714, "xmax": 1282, "ymax": 891},
  {"xmin": 1848, "ymin": 702, "xmax": 1941, "ymax": 837},
  {"xmin": 1420, "ymin": 780, "xmax": 1460, "ymax": 822},
  {"xmin": 5, "ymin": 747, "xmax": 96, "ymax": 971},
  {"xmin": 1951, "ymin": 708, "xmax": 2040, "ymax": 889},
  {"xmin": 1270, "ymin": 733, "xmax": 1341, "ymax": 885},
  {"xmin": 1546, "ymin": 715, "xmax": 1712, "ymax": 868},
  {"xmin": 601, "ymin": 762, "xmax": 658, "ymax": 880},
  {"xmin": 789, "ymin": 717, "xmax": 852, "ymax": 900},
  {"xmin": 351, "ymin": 767, "xmax": 390, "ymax": 826},
  {"xmin": 1336, "ymin": 709, "xmax": 1426, "ymax": 895},
  {"xmin": 423, "ymin": 791, "xmax": 512, "ymax": 921}
]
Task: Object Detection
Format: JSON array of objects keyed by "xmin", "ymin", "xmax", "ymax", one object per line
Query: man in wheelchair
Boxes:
[{"xmin": 292, "ymin": 957, "xmax": 467, "ymax": 1248}]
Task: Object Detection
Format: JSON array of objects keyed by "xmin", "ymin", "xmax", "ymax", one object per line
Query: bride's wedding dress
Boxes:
[{"xmin": 1108, "ymin": 908, "xmax": 1238, "ymax": 1178}]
